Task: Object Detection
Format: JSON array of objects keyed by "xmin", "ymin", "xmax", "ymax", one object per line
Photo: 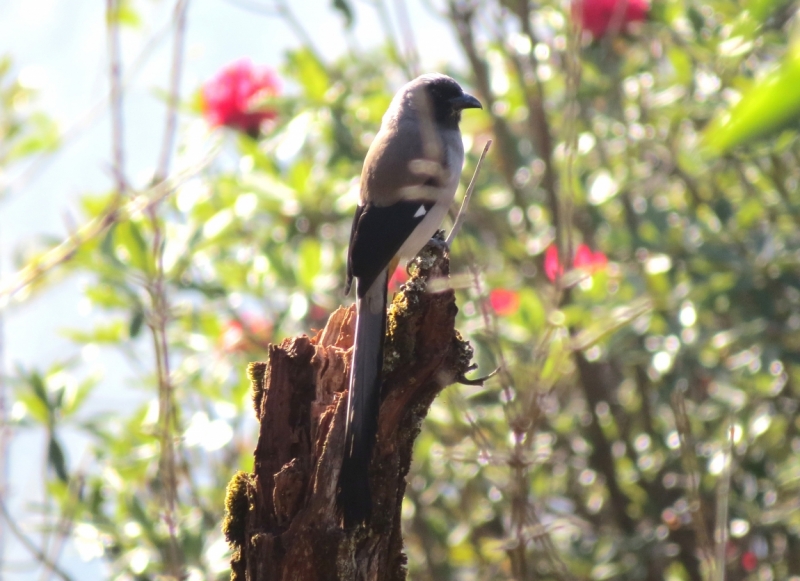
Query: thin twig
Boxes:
[
  {"xmin": 713, "ymin": 421, "xmax": 735, "ymax": 581},
  {"xmin": 0, "ymin": 498, "xmax": 76, "ymax": 581},
  {"xmin": 561, "ymin": 6, "xmax": 582, "ymax": 277},
  {"xmin": 149, "ymin": 2, "xmax": 191, "ymax": 574},
  {"xmin": 106, "ymin": 0, "xmax": 127, "ymax": 194},
  {"xmin": 460, "ymin": 239, "xmax": 574, "ymax": 577},
  {"xmin": 0, "ymin": 229, "xmax": 7, "ymax": 573},
  {"xmin": 446, "ymin": 139, "xmax": 492, "ymax": 246},
  {"xmin": 154, "ymin": 0, "xmax": 190, "ymax": 184},
  {"xmin": 370, "ymin": 0, "xmax": 414, "ymax": 79},
  {"xmin": 39, "ymin": 472, "xmax": 85, "ymax": 581},
  {"xmin": 150, "ymin": 294, "xmax": 182, "ymax": 578},
  {"xmin": 671, "ymin": 389, "xmax": 715, "ymax": 571},
  {"xmin": 392, "ymin": 0, "xmax": 420, "ymax": 77},
  {"xmin": 273, "ymin": 0, "xmax": 328, "ymax": 68},
  {"xmin": 219, "ymin": 0, "xmax": 278, "ymax": 16}
]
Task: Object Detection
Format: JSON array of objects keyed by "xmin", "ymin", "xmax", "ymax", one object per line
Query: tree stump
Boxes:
[{"xmin": 223, "ymin": 238, "xmax": 475, "ymax": 581}]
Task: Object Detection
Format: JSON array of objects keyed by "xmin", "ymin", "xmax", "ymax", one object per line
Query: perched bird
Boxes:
[{"xmin": 338, "ymin": 73, "xmax": 482, "ymax": 527}]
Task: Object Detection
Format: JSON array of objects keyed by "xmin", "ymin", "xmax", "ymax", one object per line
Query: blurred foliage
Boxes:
[
  {"xmin": 4, "ymin": 0, "xmax": 800, "ymax": 580},
  {"xmin": 0, "ymin": 56, "xmax": 60, "ymax": 175}
]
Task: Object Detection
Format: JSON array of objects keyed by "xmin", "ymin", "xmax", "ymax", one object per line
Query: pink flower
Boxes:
[
  {"xmin": 544, "ymin": 243, "xmax": 608, "ymax": 282},
  {"xmin": 572, "ymin": 0, "xmax": 649, "ymax": 39},
  {"xmin": 489, "ymin": 289, "xmax": 520, "ymax": 316},
  {"xmin": 201, "ymin": 59, "xmax": 280, "ymax": 135}
]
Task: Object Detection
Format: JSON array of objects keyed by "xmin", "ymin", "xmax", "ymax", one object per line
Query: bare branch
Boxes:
[
  {"xmin": 0, "ymin": 253, "xmax": 6, "ymax": 573},
  {"xmin": 446, "ymin": 139, "xmax": 491, "ymax": 246},
  {"xmin": 371, "ymin": 0, "xmax": 415, "ymax": 80},
  {"xmin": 671, "ymin": 389, "xmax": 715, "ymax": 570},
  {"xmin": 273, "ymin": 0, "xmax": 328, "ymax": 68},
  {"xmin": 392, "ymin": 0, "xmax": 421, "ymax": 77},
  {"xmin": 39, "ymin": 472, "xmax": 85, "ymax": 581},
  {"xmin": 147, "ymin": 6, "xmax": 192, "ymax": 572},
  {"xmin": 106, "ymin": 0, "xmax": 127, "ymax": 193},
  {"xmin": 560, "ymin": 9, "xmax": 582, "ymax": 273},
  {"xmin": 154, "ymin": 0, "xmax": 190, "ymax": 183},
  {"xmin": 0, "ymin": 498, "xmax": 76, "ymax": 581},
  {"xmin": 713, "ymin": 421, "xmax": 735, "ymax": 581}
]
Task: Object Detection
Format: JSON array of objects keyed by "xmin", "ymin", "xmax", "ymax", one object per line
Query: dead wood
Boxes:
[{"xmin": 223, "ymin": 237, "xmax": 475, "ymax": 581}]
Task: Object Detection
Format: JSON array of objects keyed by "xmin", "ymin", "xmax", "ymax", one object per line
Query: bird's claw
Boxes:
[
  {"xmin": 456, "ymin": 366, "xmax": 499, "ymax": 386},
  {"xmin": 427, "ymin": 231, "xmax": 449, "ymax": 252}
]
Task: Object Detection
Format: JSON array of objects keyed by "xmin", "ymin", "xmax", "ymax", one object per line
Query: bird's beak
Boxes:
[{"xmin": 450, "ymin": 93, "xmax": 482, "ymax": 110}]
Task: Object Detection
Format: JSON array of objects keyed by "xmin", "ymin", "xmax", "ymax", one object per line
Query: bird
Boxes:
[{"xmin": 337, "ymin": 73, "xmax": 482, "ymax": 527}]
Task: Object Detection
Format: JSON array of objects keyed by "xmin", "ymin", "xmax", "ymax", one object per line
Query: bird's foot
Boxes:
[
  {"xmin": 426, "ymin": 232, "xmax": 449, "ymax": 252},
  {"xmin": 406, "ymin": 231, "xmax": 450, "ymax": 281}
]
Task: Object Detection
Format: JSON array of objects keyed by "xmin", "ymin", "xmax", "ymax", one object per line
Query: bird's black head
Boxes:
[{"xmin": 411, "ymin": 74, "xmax": 482, "ymax": 129}]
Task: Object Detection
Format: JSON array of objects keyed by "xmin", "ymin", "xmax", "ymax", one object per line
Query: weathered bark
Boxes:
[{"xmin": 223, "ymin": 239, "xmax": 475, "ymax": 581}]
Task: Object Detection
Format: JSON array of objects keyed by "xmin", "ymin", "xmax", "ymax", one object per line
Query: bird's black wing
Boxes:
[
  {"xmin": 344, "ymin": 204, "xmax": 364, "ymax": 295},
  {"xmin": 348, "ymin": 200, "xmax": 436, "ymax": 298}
]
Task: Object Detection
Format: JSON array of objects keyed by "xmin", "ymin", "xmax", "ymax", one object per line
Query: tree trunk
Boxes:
[{"xmin": 223, "ymin": 239, "xmax": 475, "ymax": 581}]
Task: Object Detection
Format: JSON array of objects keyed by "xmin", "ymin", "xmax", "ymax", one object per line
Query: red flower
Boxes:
[
  {"xmin": 544, "ymin": 245, "xmax": 563, "ymax": 281},
  {"xmin": 388, "ymin": 264, "xmax": 408, "ymax": 292},
  {"xmin": 544, "ymin": 243, "xmax": 608, "ymax": 282},
  {"xmin": 741, "ymin": 551, "xmax": 757, "ymax": 572},
  {"xmin": 310, "ymin": 303, "xmax": 329, "ymax": 321},
  {"xmin": 490, "ymin": 289, "xmax": 520, "ymax": 316},
  {"xmin": 573, "ymin": 0, "xmax": 649, "ymax": 39},
  {"xmin": 201, "ymin": 59, "xmax": 280, "ymax": 135},
  {"xmin": 221, "ymin": 314, "xmax": 273, "ymax": 353}
]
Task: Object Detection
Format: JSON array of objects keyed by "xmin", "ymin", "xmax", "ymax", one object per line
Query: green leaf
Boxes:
[
  {"xmin": 0, "ymin": 55, "xmax": 11, "ymax": 78},
  {"xmin": 16, "ymin": 392, "xmax": 50, "ymax": 424},
  {"xmin": 704, "ymin": 45, "xmax": 800, "ymax": 154},
  {"xmin": 285, "ymin": 48, "xmax": 329, "ymax": 102},
  {"xmin": 115, "ymin": 220, "xmax": 152, "ymax": 273},
  {"xmin": 100, "ymin": 223, "xmax": 125, "ymax": 268},
  {"xmin": 297, "ymin": 238, "xmax": 321, "ymax": 288},
  {"xmin": 62, "ymin": 377, "xmax": 97, "ymax": 418},
  {"xmin": 129, "ymin": 305, "xmax": 145, "ymax": 338},
  {"xmin": 747, "ymin": 0, "xmax": 792, "ymax": 22},
  {"xmin": 52, "ymin": 383, "xmax": 65, "ymax": 411},
  {"xmin": 667, "ymin": 47, "xmax": 692, "ymax": 85},
  {"xmin": 85, "ymin": 282, "xmax": 131, "ymax": 309},
  {"xmin": 27, "ymin": 370, "xmax": 51, "ymax": 410},
  {"xmin": 128, "ymin": 496, "xmax": 159, "ymax": 545},
  {"xmin": 518, "ymin": 288, "xmax": 545, "ymax": 333},
  {"xmin": 48, "ymin": 436, "xmax": 69, "ymax": 483},
  {"xmin": 80, "ymin": 191, "xmax": 117, "ymax": 217},
  {"xmin": 8, "ymin": 113, "xmax": 60, "ymax": 159},
  {"xmin": 107, "ymin": 0, "xmax": 140, "ymax": 27},
  {"xmin": 331, "ymin": 0, "xmax": 354, "ymax": 28},
  {"xmin": 63, "ymin": 320, "xmax": 127, "ymax": 344}
]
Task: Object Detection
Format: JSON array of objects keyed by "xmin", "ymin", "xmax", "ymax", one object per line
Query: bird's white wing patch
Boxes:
[{"xmin": 413, "ymin": 205, "xmax": 427, "ymax": 218}]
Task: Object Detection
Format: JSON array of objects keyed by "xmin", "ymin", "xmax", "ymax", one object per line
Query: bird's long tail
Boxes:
[{"xmin": 338, "ymin": 269, "xmax": 388, "ymax": 527}]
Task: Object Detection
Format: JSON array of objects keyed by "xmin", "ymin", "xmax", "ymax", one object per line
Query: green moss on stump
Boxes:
[
  {"xmin": 222, "ymin": 470, "xmax": 253, "ymax": 547},
  {"xmin": 247, "ymin": 361, "xmax": 268, "ymax": 415}
]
